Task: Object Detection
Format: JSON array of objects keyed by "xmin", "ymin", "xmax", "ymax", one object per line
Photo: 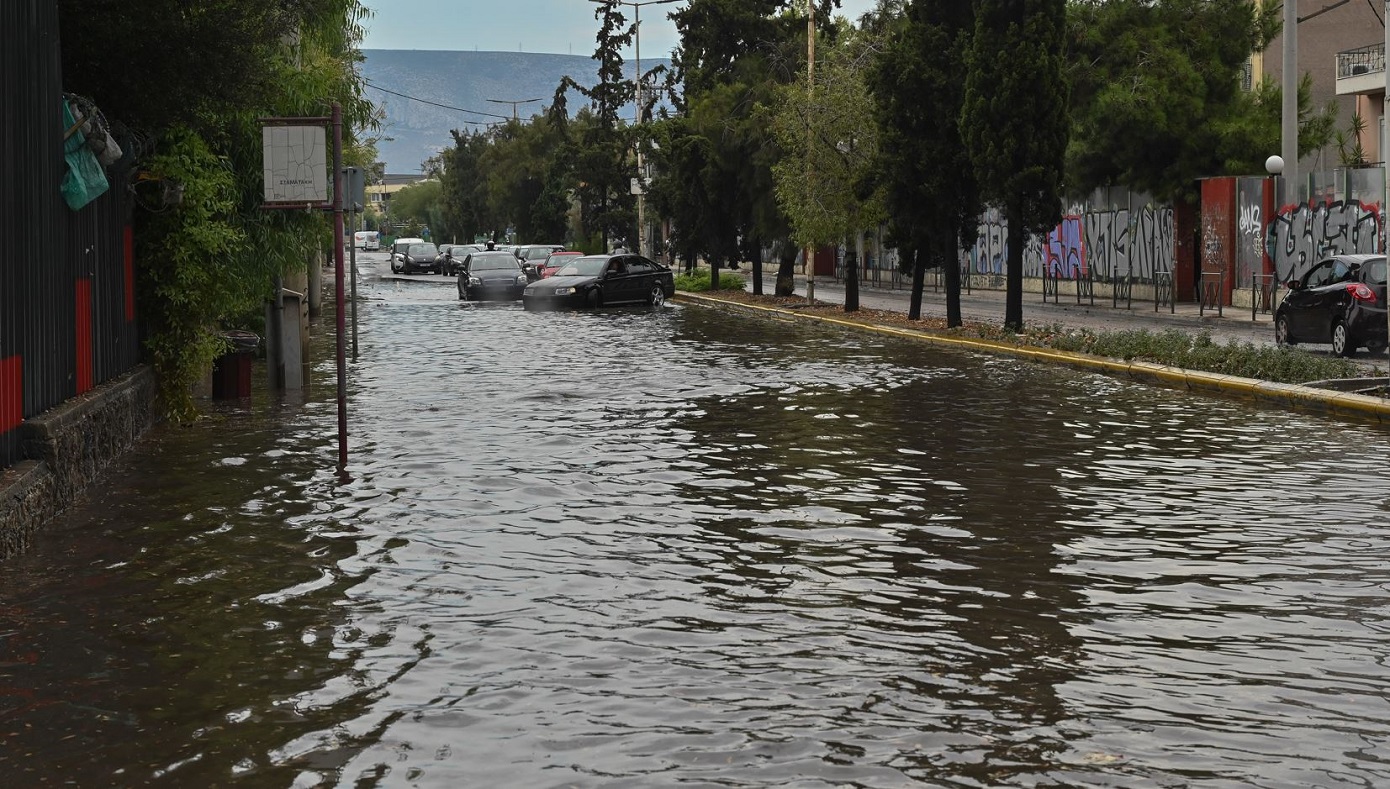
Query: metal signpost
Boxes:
[{"xmin": 260, "ymin": 103, "xmax": 349, "ymax": 473}]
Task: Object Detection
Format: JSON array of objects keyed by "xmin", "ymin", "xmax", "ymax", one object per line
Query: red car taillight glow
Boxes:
[{"xmin": 1348, "ymin": 282, "xmax": 1378, "ymax": 302}]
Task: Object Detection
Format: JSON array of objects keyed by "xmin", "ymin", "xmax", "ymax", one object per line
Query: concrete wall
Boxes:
[{"xmin": 0, "ymin": 366, "xmax": 158, "ymax": 559}]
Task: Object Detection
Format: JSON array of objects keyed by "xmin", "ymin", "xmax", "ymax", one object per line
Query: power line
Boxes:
[{"xmin": 363, "ymin": 80, "xmax": 513, "ymax": 121}]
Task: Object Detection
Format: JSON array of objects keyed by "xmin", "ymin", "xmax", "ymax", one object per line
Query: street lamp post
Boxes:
[
  {"xmin": 486, "ymin": 97, "xmax": 542, "ymax": 121},
  {"xmin": 589, "ymin": 0, "xmax": 680, "ymax": 259}
]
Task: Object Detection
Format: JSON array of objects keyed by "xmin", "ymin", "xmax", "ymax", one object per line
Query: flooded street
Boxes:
[{"xmin": 4, "ymin": 254, "xmax": 1390, "ymax": 787}]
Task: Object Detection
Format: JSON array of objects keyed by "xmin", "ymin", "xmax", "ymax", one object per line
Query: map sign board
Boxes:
[{"xmin": 262, "ymin": 125, "xmax": 328, "ymax": 204}]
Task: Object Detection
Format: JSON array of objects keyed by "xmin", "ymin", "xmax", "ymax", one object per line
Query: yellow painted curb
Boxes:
[{"xmin": 674, "ymin": 292, "xmax": 1390, "ymax": 424}]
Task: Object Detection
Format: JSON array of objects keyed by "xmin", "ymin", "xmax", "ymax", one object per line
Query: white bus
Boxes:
[{"xmin": 354, "ymin": 230, "xmax": 380, "ymax": 251}]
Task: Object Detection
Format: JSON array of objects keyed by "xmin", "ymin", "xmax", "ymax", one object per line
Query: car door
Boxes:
[
  {"xmin": 1285, "ymin": 259, "xmax": 1335, "ymax": 340},
  {"xmin": 626, "ymin": 257, "xmax": 658, "ymax": 301},
  {"xmin": 603, "ymin": 257, "xmax": 638, "ymax": 304}
]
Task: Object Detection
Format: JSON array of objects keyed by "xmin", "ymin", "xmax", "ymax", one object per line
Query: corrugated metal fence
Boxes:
[{"xmin": 2, "ymin": 0, "xmax": 143, "ymax": 469}]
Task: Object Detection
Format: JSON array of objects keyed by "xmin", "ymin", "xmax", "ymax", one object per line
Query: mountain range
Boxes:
[{"xmin": 361, "ymin": 49, "xmax": 671, "ymax": 174}]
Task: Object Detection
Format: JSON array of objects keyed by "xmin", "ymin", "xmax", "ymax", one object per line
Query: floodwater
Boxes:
[{"xmin": 4, "ymin": 259, "xmax": 1390, "ymax": 788}]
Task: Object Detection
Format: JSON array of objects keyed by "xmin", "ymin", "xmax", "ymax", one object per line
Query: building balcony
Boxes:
[{"xmin": 1337, "ymin": 43, "xmax": 1386, "ymax": 96}]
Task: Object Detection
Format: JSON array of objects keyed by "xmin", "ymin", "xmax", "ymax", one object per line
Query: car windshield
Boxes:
[
  {"xmin": 525, "ymin": 247, "xmax": 557, "ymax": 260},
  {"xmin": 408, "ymin": 244, "xmax": 437, "ymax": 257},
  {"xmin": 470, "ymin": 254, "xmax": 518, "ymax": 271},
  {"xmin": 1364, "ymin": 258, "xmax": 1387, "ymax": 285},
  {"xmin": 555, "ymin": 257, "xmax": 609, "ymax": 277}
]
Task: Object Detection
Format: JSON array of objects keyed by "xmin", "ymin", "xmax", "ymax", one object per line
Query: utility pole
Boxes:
[{"xmin": 1281, "ymin": 0, "xmax": 1299, "ymax": 200}]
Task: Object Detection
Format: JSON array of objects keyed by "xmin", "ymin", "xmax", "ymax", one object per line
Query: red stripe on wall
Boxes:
[
  {"xmin": 76, "ymin": 278, "xmax": 93, "ymax": 394},
  {"xmin": 0, "ymin": 356, "xmax": 21, "ymax": 434},
  {"xmin": 124, "ymin": 224, "xmax": 136, "ymax": 321}
]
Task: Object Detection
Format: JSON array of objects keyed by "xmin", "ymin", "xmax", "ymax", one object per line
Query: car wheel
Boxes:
[
  {"xmin": 1274, "ymin": 314, "xmax": 1294, "ymax": 346},
  {"xmin": 649, "ymin": 285, "xmax": 665, "ymax": 307},
  {"xmin": 586, "ymin": 289, "xmax": 602, "ymax": 308},
  {"xmin": 391, "ymin": 259, "xmax": 401, "ymax": 274},
  {"xmin": 1332, "ymin": 321, "xmax": 1356, "ymax": 357}
]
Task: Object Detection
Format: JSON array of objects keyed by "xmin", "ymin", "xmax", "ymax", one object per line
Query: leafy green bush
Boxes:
[
  {"xmin": 968, "ymin": 323, "xmax": 1359, "ymax": 384},
  {"xmin": 675, "ymin": 271, "xmax": 747, "ymax": 292}
]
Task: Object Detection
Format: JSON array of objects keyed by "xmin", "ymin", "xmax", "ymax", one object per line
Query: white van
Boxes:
[{"xmin": 354, "ymin": 230, "xmax": 380, "ymax": 251}]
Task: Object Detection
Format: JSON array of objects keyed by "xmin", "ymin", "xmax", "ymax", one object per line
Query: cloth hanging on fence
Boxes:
[
  {"xmin": 66, "ymin": 94, "xmax": 123, "ymax": 168},
  {"xmin": 61, "ymin": 100, "xmax": 109, "ymax": 211}
]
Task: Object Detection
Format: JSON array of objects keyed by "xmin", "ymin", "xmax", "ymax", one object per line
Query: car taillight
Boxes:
[{"xmin": 1348, "ymin": 283, "xmax": 1378, "ymax": 302}]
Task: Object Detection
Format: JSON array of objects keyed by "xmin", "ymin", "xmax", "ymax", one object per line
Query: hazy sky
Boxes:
[{"xmin": 360, "ymin": 0, "xmax": 880, "ymax": 58}]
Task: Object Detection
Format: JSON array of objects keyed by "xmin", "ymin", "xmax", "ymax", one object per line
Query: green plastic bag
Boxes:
[{"xmin": 61, "ymin": 101, "xmax": 109, "ymax": 211}]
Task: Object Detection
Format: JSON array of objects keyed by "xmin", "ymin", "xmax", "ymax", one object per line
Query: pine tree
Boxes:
[
  {"xmin": 869, "ymin": 0, "xmax": 979, "ymax": 325},
  {"xmin": 961, "ymin": 0, "xmax": 1068, "ymax": 332}
]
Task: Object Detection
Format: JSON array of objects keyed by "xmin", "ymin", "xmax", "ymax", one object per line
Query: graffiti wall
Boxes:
[
  {"xmin": 1266, "ymin": 199, "xmax": 1382, "ymax": 282},
  {"xmin": 1235, "ymin": 177, "xmax": 1267, "ymax": 285},
  {"xmin": 963, "ymin": 190, "xmax": 1175, "ymax": 283}
]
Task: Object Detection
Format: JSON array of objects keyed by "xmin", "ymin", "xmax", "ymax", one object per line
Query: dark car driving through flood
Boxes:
[
  {"xmin": 521, "ymin": 253, "xmax": 674, "ymax": 311},
  {"xmin": 457, "ymin": 251, "xmax": 530, "ymax": 302}
]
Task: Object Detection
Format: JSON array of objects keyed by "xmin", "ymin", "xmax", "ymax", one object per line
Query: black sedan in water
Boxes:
[
  {"xmin": 521, "ymin": 254, "xmax": 675, "ymax": 311},
  {"xmin": 1275, "ymin": 254, "xmax": 1388, "ymax": 357},
  {"xmin": 393, "ymin": 242, "xmax": 441, "ymax": 275},
  {"xmin": 457, "ymin": 251, "xmax": 530, "ymax": 301}
]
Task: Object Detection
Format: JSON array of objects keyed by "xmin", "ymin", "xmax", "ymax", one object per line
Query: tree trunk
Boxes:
[
  {"xmin": 844, "ymin": 251, "xmax": 859, "ymax": 312},
  {"xmin": 1005, "ymin": 200, "xmax": 1024, "ymax": 332},
  {"xmin": 944, "ymin": 233, "xmax": 962, "ymax": 328},
  {"xmin": 751, "ymin": 241, "xmax": 764, "ymax": 296},
  {"xmin": 844, "ymin": 233, "xmax": 861, "ymax": 313},
  {"xmin": 775, "ymin": 244, "xmax": 796, "ymax": 296},
  {"xmin": 710, "ymin": 254, "xmax": 721, "ymax": 291},
  {"xmin": 907, "ymin": 247, "xmax": 924, "ymax": 321}
]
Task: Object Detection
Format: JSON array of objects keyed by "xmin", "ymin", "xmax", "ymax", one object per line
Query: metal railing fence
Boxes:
[{"xmin": 1, "ymin": 0, "xmax": 143, "ymax": 469}]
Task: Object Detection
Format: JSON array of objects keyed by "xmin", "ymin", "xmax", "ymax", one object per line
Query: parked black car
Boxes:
[
  {"xmin": 457, "ymin": 251, "xmax": 529, "ymax": 301},
  {"xmin": 393, "ymin": 242, "xmax": 441, "ymax": 274},
  {"xmin": 440, "ymin": 244, "xmax": 482, "ymax": 276},
  {"xmin": 521, "ymin": 254, "xmax": 674, "ymax": 311},
  {"xmin": 1275, "ymin": 254, "xmax": 1388, "ymax": 357}
]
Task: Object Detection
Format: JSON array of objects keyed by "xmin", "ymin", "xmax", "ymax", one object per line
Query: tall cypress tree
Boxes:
[
  {"xmin": 561, "ymin": 2, "xmax": 638, "ymax": 249},
  {"xmin": 961, "ymin": 0, "xmax": 1068, "ymax": 332},
  {"xmin": 869, "ymin": 0, "xmax": 979, "ymax": 326}
]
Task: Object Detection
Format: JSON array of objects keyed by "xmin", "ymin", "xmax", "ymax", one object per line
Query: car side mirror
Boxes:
[{"xmin": 1285, "ymin": 280, "xmax": 1300, "ymax": 290}]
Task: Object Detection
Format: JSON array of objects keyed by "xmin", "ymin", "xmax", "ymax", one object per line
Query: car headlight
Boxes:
[
  {"xmin": 469, "ymin": 276, "xmax": 481, "ymax": 285},
  {"xmin": 516, "ymin": 275, "xmax": 528, "ymax": 285},
  {"xmin": 555, "ymin": 286, "xmax": 576, "ymax": 296}
]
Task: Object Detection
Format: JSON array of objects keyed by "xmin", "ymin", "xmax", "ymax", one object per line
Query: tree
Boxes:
[
  {"xmin": 962, "ymin": 0, "xmax": 1068, "ymax": 332},
  {"xmin": 390, "ymin": 180, "xmax": 443, "ymax": 232},
  {"xmin": 440, "ymin": 129, "xmax": 491, "ymax": 243},
  {"xmin": 869, "ymin": 0, "xmax": 979, "ymax": 326},
  {"xmin": 770, "ymin": 17, "xmax": 885, "ymax": 312},
  {"xmin": 560, "ymin": 2, "xmax": 638, "ymax": 249},
  {"xmin": 1065, "ymin": 0, "xmax": 1334, "ymax": 200},
  {"xmin": 58, "ymin": 0, "xmax": 375, "ymax": 418},
  {"xmin": 666, "ymin": 0, "xmax": 834, "ymax": 294}
]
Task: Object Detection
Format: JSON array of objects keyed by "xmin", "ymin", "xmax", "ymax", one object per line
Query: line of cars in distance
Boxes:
[{"xmin": 386, "ymin": 239, "xmax": 675, "ymax": 311}]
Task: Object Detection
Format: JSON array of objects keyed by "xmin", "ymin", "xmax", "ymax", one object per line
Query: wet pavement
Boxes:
[{"xmin": 1, "ymin": 252, "xmax": 1389, "ymax": 787}]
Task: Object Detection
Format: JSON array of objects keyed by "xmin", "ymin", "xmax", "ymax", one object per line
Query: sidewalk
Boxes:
[{"xmin": 747, "ymin": 273, "xmax": 1276, "ymax": 349}]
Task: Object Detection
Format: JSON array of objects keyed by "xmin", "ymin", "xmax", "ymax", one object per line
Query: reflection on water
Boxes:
[{"xmin": 3, "ymin": 282, "xmax": 1390, "ymax": 787}]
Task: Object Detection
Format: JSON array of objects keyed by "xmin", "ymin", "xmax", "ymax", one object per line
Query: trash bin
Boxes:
[{"xmin": 212, "ymin": 330, "xmax": 260, "ymax": 399}]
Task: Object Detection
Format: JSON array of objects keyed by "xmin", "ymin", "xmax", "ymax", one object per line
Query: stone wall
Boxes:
[{"xmin": 0, "ymin": 366, "xmax": 159, "ymax": 559}]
